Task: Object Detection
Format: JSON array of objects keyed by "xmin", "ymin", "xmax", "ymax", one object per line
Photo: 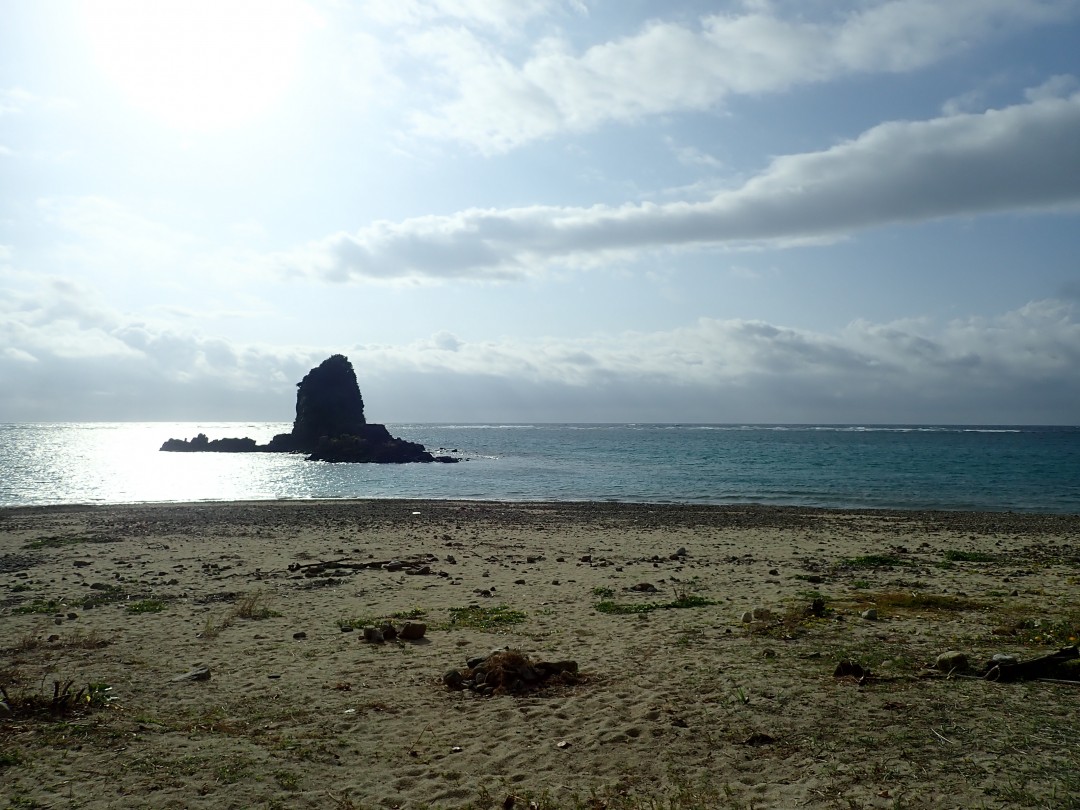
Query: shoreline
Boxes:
[{"xmin": 2, "ymin": 498, "xmax": 1078, "ymax": 808}]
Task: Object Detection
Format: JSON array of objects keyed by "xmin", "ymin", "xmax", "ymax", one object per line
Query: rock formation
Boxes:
[{"xmin": 161, "ymin": 354, "xmax": 457, "ymax": 464}]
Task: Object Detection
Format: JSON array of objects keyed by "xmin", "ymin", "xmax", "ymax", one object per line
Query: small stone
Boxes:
[
  {"xmin": 172, "ymin": 665, "xmax": 212, "ymax": 682},
  {"xmin": 580, "ymin": 555, "xmax": 592, "ymax": 563},
  {"xmin": 861, "ymin": 609, "xmax": 878, "ymax": 621},
  {"xmin": 514, "ymin": 579, "xmax": 526, "ymax": 585},
  {"xmin": 833, "ymin": 660, "xmax": 865, "ymax": 679},
  {"xmin": 742, "ymin": 732, "xmax": 776, "ymax": 746},
  {"xmin": 768, "ymin": 569, "xmax": 779, "ymax": 576},
  {"xmin": 1010, "ymin": 589, "xmax": 1019, "ymax": 597},
  {"xmin": 73, "ymin": 560, "xmax": 92, "ymax": 568},
  {"xmin": 363, "ymin": 627, "xmax": 385, "ymax": 643},
  {"xmin": 443, "ymin": 670, "xmax": 464, "ymax": 690},
  {"xmin": 66, "ymin": 612, "xmax": 78, "ymax": 620},
  {"xmin": 751, "ymin": 607, "xmax": 773, "ymax": 621},
  {"xmin": 556, "ymin": 740, "xmax": 571, "ymax": 749},
  {"xmin": 933, "ymin": 650, "xmax": 969, "ymax": 673},
  {"xmin": 630, "ymin": 582, "xmax": 658, "ymax": 593},
  {"xmin": 741, "ymin": 611, "xmax": 753, "ymax": 623},
  {"xmin": 399, "ymin": 622, "xmax": 427, "ymax": 641},
  {"xmin": 340, "ymin": 625, "xmax": 354, "ymax": 632},
  {"xmin": 292, "ymin": 631, "xmax": 307, "ymax": 639}
]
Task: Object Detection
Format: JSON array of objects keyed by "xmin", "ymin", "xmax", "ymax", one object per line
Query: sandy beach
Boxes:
[{"xmin": 1, "ymin": 500, "xmax": 1078, "ymax": 809}]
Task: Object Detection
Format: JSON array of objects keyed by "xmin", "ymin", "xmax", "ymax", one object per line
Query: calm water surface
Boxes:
[{"xmin": 1, "ymin": 422, "xmax": 1078, "ymax": 513}]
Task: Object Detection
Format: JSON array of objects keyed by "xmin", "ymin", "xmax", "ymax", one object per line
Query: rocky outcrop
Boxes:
[
  {"xmin": 160, "ymin": 434, "xmax": 259, "ymax": 453},
  {"xmin": 291, "ymin": 354, "xmax": 366, "ymax": 444},
  {"xmin": 161, "ymin": 355, "xmax": 457, "ymax": 464}
]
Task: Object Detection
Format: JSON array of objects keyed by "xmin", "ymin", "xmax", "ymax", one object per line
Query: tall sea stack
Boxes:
[
  {"xmin": 291, "ymin": 354, "xmax": 366, "ymax": 443},
  {"xmin": 161, "ymin": 354, "xmax": 456, "ymax": 464}
]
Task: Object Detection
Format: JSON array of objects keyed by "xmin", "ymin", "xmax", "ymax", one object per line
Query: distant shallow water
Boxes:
[{"xmin": 1, "ymin": 422, "xmax": 1078, "ymax": 513}]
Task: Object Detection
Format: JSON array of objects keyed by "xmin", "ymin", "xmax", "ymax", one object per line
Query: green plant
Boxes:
[
  {"xmin": 274, "ymin": 769, "xmax": 301, "ymax": 791},
  {"xmin": 234, "ymin": 590, "xmax": 277, "ymax": 620},
  {"xmin": 443, "ymin": 605, "xmax": 526, "ymax": 630},
  {"xmin": 595, "ymin": 594, "xmax": 715, "ymax": 615},
  {"xmin": 0, "ymin": 679, "xmax": 113, "ymax": 720},
  {"xmin": 12, "ymin": 600, "xmax": 64, "ymax": 615},
  {"xmin": 0, "ymin": 749, "xmax": 22, "ymax": 767},
  {"xmin": 591, "ymin": 586, "xmax": 616, "ymax": 598},
  {"xmin": 943, "ymin": 549, "xmax": 997, "ymax": 563},
  {"xmin": 838, "ymin": 554, "xmax": 911, "ymax": 569},
  {"xmin": 126, "ymin": 599, "xmax": 167, "ymax": 614}
]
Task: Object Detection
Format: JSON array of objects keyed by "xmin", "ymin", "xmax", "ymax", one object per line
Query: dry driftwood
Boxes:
[{"xmin": 983, "ymin": 645, "xmax": 1079, "ymax": 683}]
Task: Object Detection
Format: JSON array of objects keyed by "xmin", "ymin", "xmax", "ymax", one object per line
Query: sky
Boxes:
[{"xmin": 1, "ymin": 0, "xmax": 1078, "ymax": 425}]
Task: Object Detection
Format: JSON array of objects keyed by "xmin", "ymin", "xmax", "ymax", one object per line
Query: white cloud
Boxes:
[
  {"xmin": 283, "ymin": 95, "xmax": 1080, "ymax": 282},
  {"xmin": 363, "ymin": 0, "xmax": 582, "ymax": 35},
  {"xmin": 1, "ymin": 276, "xmax": 1076, "ymax": 422},
  {"xmin": 1025, "ymin": 73, "xmax": 1080, "ymax": 101},
  {"xmin": 408, "ymin": 0, "xmax": 1080, "ymax": 151}
]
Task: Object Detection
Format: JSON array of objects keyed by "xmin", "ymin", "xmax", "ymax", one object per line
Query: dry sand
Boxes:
[{"xmin": 1, "ymin": 500, "xmax": 1078, "ymax": 809}]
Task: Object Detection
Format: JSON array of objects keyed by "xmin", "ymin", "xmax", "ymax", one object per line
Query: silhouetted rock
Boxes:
[
  {"xmin": 307, "ymin": 424, "xmax": 435, "ymax": 464},
  {"xmin": 160, "ymin": 434, "xmax": 259, "ymax": 453},
  {"xmin": 161, "ymin": 354, "xmax": 455, "ymax": 464},
  {"xmin": 291, "ymin": 354, "xmax": 366, "ymax": 444}
]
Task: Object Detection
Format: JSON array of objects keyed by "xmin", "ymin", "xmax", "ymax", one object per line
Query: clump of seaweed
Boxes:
[{"xmin": 442, "ymin": 650, "xmax": 581, "ymax": 696}]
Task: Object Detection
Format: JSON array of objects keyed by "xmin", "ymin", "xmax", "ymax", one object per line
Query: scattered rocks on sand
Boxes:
[
  {"xmin": 361, "ymin": 620, "xmax": 427, "ymax": 643},
  {"xmin": 442, "ymin": 650, "xmax": 580, "ymax": 696},
  {"xmin": 742, "ymin": 606, "xmax": 773, "ymax": 623}
]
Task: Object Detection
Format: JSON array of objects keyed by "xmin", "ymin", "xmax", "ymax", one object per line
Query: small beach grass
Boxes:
[{"xmin": 595, "ymin": 593, "xmax": 715, "ymax": 615}]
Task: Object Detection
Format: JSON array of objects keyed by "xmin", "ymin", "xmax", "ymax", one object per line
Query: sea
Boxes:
[{"xmin": 2, "ymin": 422, "xmax": 1079, "ymax": 513}]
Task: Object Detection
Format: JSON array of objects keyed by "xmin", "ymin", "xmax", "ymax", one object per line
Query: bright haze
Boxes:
[{"xmin": 1, "ymin": 0, "xmax": 1078, "ymax": 424}]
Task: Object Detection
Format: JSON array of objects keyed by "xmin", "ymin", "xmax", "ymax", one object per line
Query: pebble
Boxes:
[
  {"xmin": 934, "ymin": 650, "xmax": 969, "ymax": 673},
  {"xmin": 399, "ymin": 622, "xmax": 427, "ymax": 641},
  {"xmin": 363, "ymin": 627, "xmax": 385, "ymax": 644},
  {"xmin": 171, "ymin": 665, "xmax": 212, "ymax": 682},
  {"xmin": 861, "ymin": 609, "xmax": 878, "ymax": 621}
]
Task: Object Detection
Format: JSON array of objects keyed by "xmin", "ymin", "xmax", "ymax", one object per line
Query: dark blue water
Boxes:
[{"xmin": 1, "ymin": 423, "xmax": 1077, "ymax": 512}]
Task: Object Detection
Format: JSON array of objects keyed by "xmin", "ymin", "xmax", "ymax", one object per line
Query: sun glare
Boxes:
[{"xmin": 83, "ymin": 0, "xmax": 318, "ymax": 132}]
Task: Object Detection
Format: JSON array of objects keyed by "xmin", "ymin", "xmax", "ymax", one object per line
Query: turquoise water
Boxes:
[{"xmin": 1, "ymin": 422, "xmax": 1078, "ymax": 512}]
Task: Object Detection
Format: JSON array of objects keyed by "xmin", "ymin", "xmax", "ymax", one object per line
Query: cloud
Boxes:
[
  {"xmin": 1025, "ymin": 73, "xmax": 1080, "ymax": 101},
  {"xmin": 2, "ymin": 272, "xmax": 1077, "ymax": 423},
  {"xmin": 283, "ymin": 95, "xmax": 1080, "ymax": 282},
  {"xmin": 407, "ymin": 0, "xmax": 1080, "ymax": 151},
  {"xmin": 364, "ymin": 0, "xmax": 582, "ymax": 35}
]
